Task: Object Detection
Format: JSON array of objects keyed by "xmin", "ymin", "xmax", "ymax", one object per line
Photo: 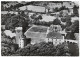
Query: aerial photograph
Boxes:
[{"xmin": 1, "ymin": 1, "xmax": 79, "ymax": 56}]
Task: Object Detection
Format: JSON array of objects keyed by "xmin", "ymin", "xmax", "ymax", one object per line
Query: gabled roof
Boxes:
[
  {"xmin": 40, "ymin": 15, "xmax": 56, "ymax": 22},
  {"xmin": 47, "ymin": 32, "xmax": 63, "ymax": 39},
  {"xmin": 25, "ymin": 25, "xmax": 63, "ymax": 39},
  {"xmin": 24, "ymin": 25, "xmax": 48, "ymax": 38},
  {"xmin": 15, "ymin": 27, "xmax": 22, "ymax": 30},
  {"xmin": 19, "ymin": 5, "xmax": 45, "ymax": 12},
  {"xmin": 4, "ymin": 30, "xmax": 16, "ymax": 38}
]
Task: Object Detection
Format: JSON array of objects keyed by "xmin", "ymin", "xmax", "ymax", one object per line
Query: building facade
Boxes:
[
  {"xmin": 15, "ymin": 27, "xmax": 24, "ymax": 48},
  {"xmin": 46, "ymin": 25, "xmax": 65, "ymax": 46},
  {"xmin": 25, "ymin": 25, "xmax": 64, "ymax": 46}
]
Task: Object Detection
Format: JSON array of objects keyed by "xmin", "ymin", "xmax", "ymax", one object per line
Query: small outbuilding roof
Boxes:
[
  {"xmin": 15, "ymin": 27, "xmax": 22, "ymax": 30},
  {"xmin": 4, "ymin": 30, "xmax": 16, "ymax": 38}
]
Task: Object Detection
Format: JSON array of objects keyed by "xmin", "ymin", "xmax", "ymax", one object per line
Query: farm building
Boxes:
[
  {"xmin": 40, "ymin": 14, "xmax": 56, "ymax": 22},
  {"xmin": 24, "ymin": 25, "xmax": 48, "ymax": 45},
  {"xmin": 19, "ymin": 5, "xmax": 45, "ymax": 13},
  {"xmin": 24, "ymin": 25, "xmax": 65, "ymax": 46},
  {"xmin": 46, "ymin": 32, "xmax": 64, "ymax": 46},
  {"xmin": 46, "ymin": 25, "xmax": 64, "ymax": 46}
]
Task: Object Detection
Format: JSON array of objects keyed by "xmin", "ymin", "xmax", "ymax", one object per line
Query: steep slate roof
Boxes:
[
  {"xmin": 46, "ymin": 32, "xmax": 63, "ymax": 39},
  {"xmin": 25, "ymin": 25, "xmax": 63, "ymax": 39},
  {"xmin": 24, "ymin": 25, "xmax": 48, "ymax": 38}
]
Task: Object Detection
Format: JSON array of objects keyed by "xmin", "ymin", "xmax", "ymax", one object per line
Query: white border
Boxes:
[{"xmin": 0, "ymin": 0, "xmax": 80, "ymax": 57}]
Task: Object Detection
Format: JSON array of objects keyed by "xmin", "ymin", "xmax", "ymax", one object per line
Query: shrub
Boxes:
[{"xmin": 15, "ymin": 42, "xmax": 70, "ymax": 56}]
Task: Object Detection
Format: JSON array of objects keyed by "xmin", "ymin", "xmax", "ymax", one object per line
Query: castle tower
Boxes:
[{"xmin": 15, "ymin": 27, "xmax": 24, "ymax": 48}]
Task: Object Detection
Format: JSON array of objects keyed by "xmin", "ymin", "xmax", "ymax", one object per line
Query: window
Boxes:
[
  {"xmin": 56, "ymin": 39, "xmax": 57, "ymax": 41},
  {"xmin": 17, "ymin": 30, "xmax": 21, "ymax": 33}
]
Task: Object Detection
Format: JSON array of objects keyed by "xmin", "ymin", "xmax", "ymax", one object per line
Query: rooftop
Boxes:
[
  {"xmin": 46, "ymin": 32, "xmax": 63, "ymax": 39},
  {"xmin": 24, "ymin": 25, "xmax": 48, "ymax": 38},
  {"xmin": 15, "ymin": 27, "xmax": 22, "ymax": 30},
  {"xmin": 19, "ymin": 5, "xmax": 45, "ymax": 12},
  {"xmin": 4, "ymin": 30, "xmax": 16, "ymax": 38},
  {"xmin": 25, "ymin": 25, "xmax": 63, "ymax": 39},
  {"xmin": 40, "ymin": 14, "xmax": 56, "ymax": 22}
]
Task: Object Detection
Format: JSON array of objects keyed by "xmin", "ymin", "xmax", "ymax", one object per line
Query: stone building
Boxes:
[
  {"xmin": 24, "ymin": 25, "xmax": 65, "ymax": 46},
  {"xmin": 48, "ymin": 24, "xmax": 62, "ymax": 33},
  {"xmin": 15, "ymin": 27, "xmax": 26, "ymax": 48},
  {"xmin": 24, "ymin": 25, "xmax": 48, "ymax": 45},
  {"xmin": 46, "ymin": 32, "xmax": 64, "ymax": 46},
  {"xmin": 46, "ymin": 25, "xmax": 65, "ymax": 46}
]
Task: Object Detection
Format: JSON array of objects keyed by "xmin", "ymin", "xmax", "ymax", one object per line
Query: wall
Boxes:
[
  {"xmin": 15, "ymin": 27, "xmax": 25, "ymax": 48},
  {"xmin": 45, "ymin": 38, "xmax": 64, "ymax": 46}
]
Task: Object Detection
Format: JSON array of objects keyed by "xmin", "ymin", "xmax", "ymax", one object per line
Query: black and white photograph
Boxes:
[{"xmin": 1, "ymin": 1, "xmax": 79, "ymax": 56}]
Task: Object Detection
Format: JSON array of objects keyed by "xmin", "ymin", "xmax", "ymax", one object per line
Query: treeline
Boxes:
[
  {"xmin": 1, "ymin": 1, "xmax": 36, "ymax": 11},
  {"xmin": 12, "ymin": 42, "xmax": 71, "ymax": 56},
  {"xmin": 1, "ymin": 11, "xmax": 79, "ymax": 33}
]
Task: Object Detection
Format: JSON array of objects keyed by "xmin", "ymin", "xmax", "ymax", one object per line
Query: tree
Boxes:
[
  {"xmin": 14, "ymin": 42, "xmax": 71, "ymax": 56},
  {"xmin": 70, "ymin": 20, "xmax": 79, "ymax": 33},
  {"xmin": 30, "ymin": 14, "xmax": 36, "ymax": 19},
  {"xmin": 73, "ymin": 5, "xmax": 79, "ymax": 16},
  {"xmin": 65, "ymin": 20, "xmax": 79, "ymax": 40},
  {"xmin": 43, "ymin": 2, "xmax": 47, "ymax": 13},
  {"xmin": 65, "ymin": 15, "xmax": 72, "ymax": 27},
  {"xmin": 54, "ymin": 7, "xmax": 59, "ymax": 12},
  {"xmin": 66, "ymin": 20, "xmax": 79, "ymax": 33},
  {"xmin": 37, "ymin": 15, "xmax": 42, "ymax": 20},
  {"xmin": 1, "ymin": 5, "xmax": 5, "ymax": 11},
  {"xmin": 61, "ymin": 17, "xmax": 66, "ymax": 22},
  {"xmin": 53, "ymin": 18, "xmax": 61, "ymax": 25},
  {"xmin": 59, "ymin": 11, "xmax": 63, "ymax": 17}
]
